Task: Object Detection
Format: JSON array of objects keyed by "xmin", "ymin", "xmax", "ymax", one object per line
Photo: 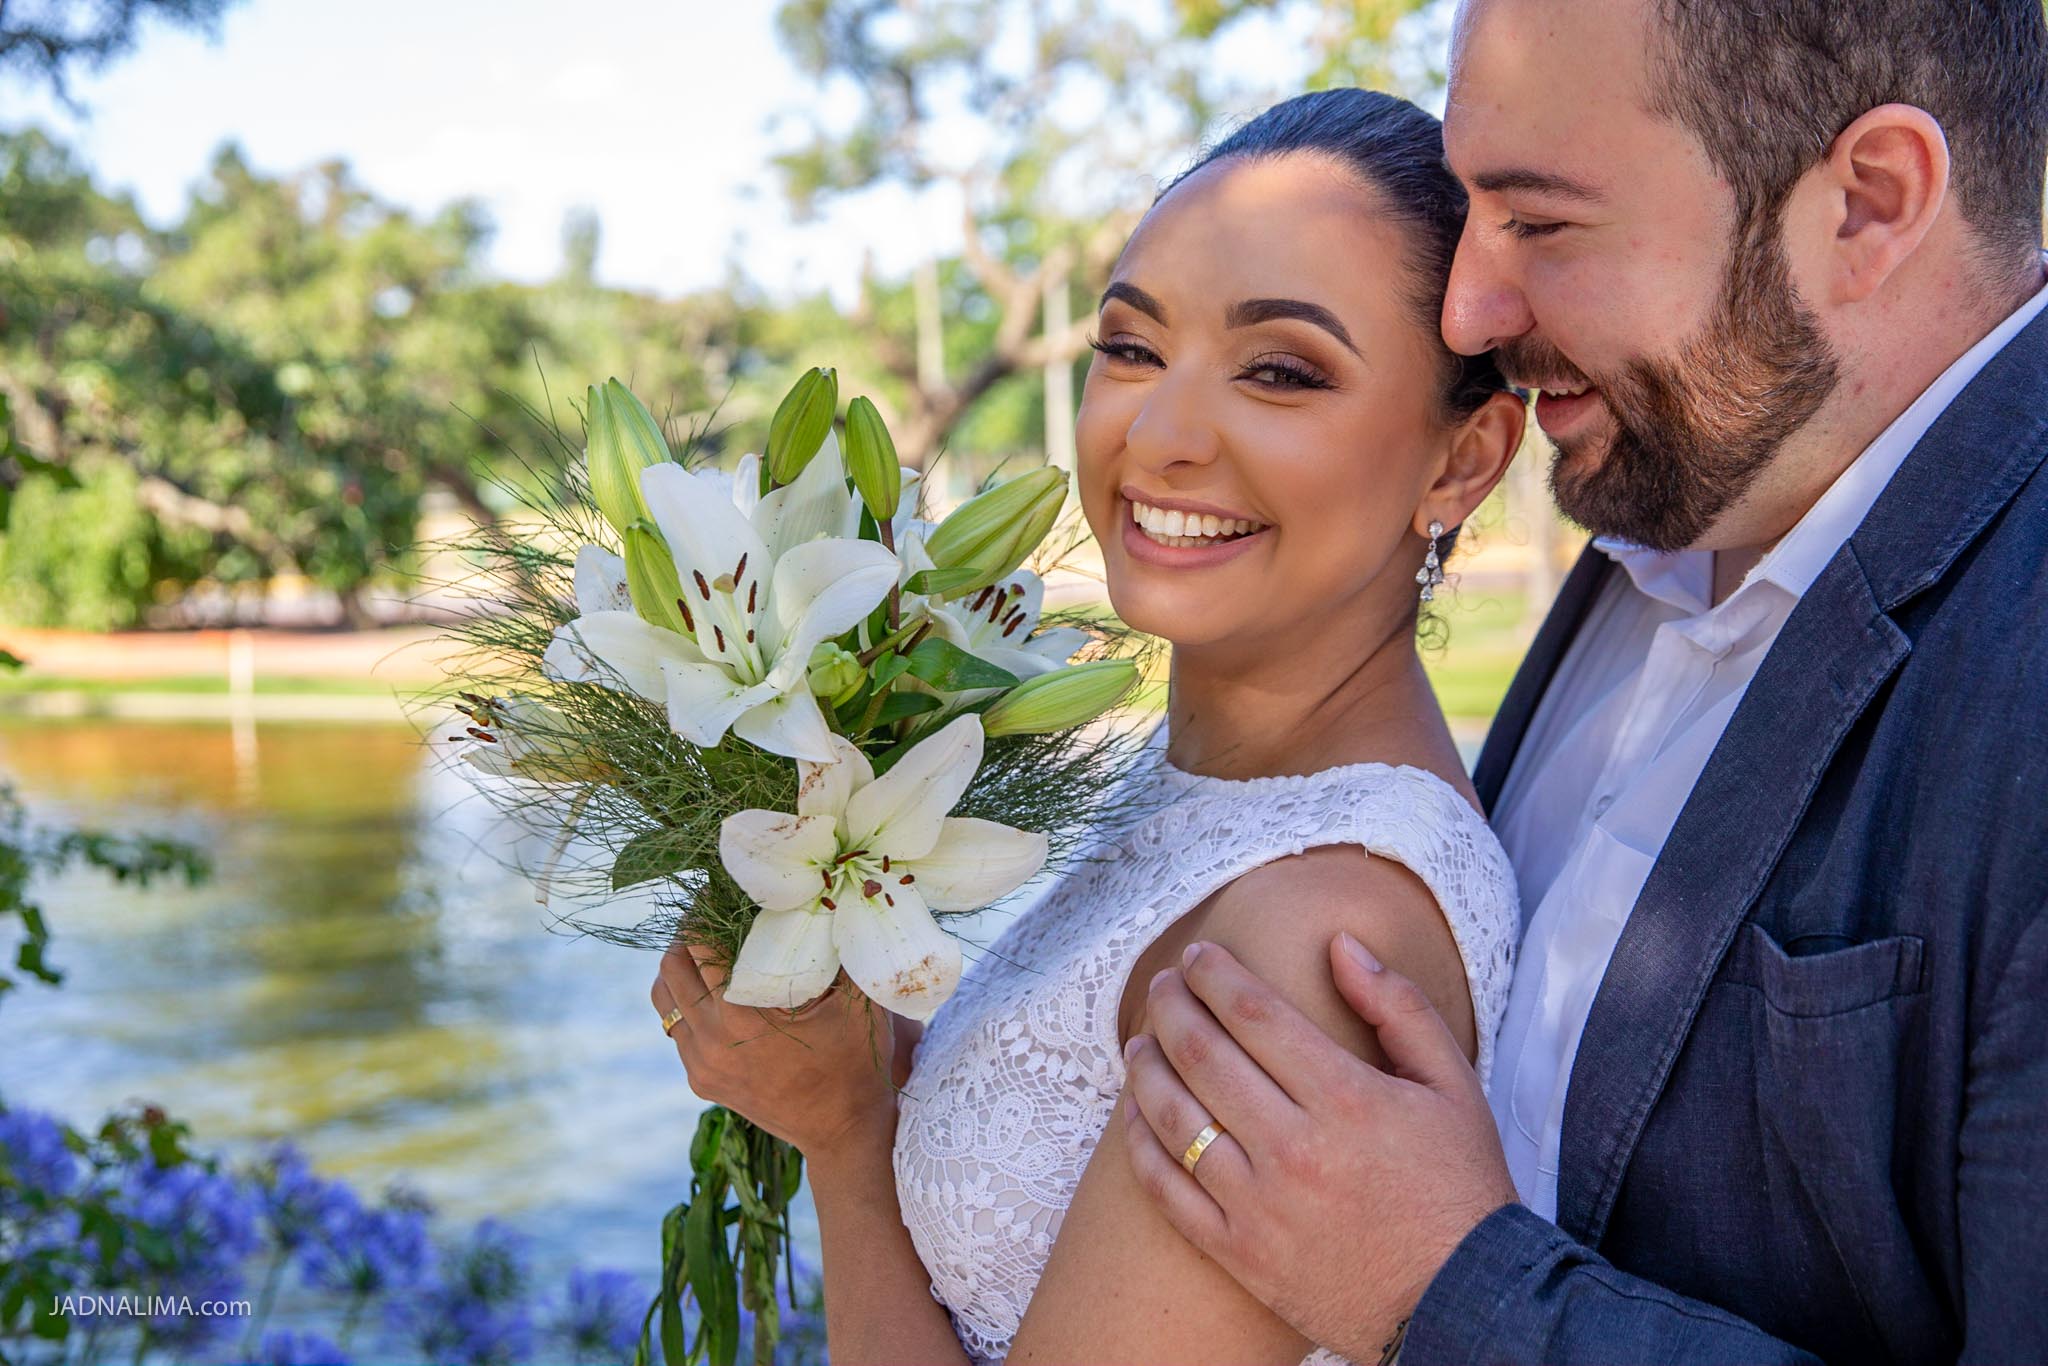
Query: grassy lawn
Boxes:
[
  {"xmin": 1064, "ymin": 583, "xmax": 1529, "ymax": 726},
  {"xmin": 1422, "ymin": 583, "xmax": 1529, "ymax": 723}
]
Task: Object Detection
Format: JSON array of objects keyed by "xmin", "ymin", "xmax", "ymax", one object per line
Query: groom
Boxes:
[{"xmin": 1120, "ymin": 0, "xmax": 2048, "ymax": 1361}]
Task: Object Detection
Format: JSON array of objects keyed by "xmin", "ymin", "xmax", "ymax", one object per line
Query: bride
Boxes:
[{"xmin": 650, "ymin": 87, "xmax": 1525, "ymax": 1365}]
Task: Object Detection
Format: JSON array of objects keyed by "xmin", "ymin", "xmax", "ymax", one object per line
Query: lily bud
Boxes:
[
  {"xmin": 980, "ymin": 659, "xmax": 1138, "ymax": 738},
  {"xmin": 806, "ymin": 642, "xmax": 865, "ymax": 704},
  {"xmin": 623, "ymin": 521, "xmax": 689, "ymax": 637},
  {"xmin": 765, "ymin": 367, "xmax": 839, "ymax": 486},
  {"xmin": 586, "ymin": 380, "xmax": 671, "ymax": 536},
  {"xmin": 924, "ymin": 467, "xmax": 1068, "ymax": 595},
  {"xmin": 843, "ymin": 397, "xmax": 902, "ymax": 525}
]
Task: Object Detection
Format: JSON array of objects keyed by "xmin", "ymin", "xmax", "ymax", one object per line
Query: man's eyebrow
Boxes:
[
  {"xmin": 1225, "ymin": 297, "xmax": 1360, "ymax": 357},
  {"xmin": 1471, "ymin": 168, "xmax": 1606, "ymax": 204},
  {"xmin": 1099, "ymin": 282, "xmax": 1167, "ymax": 323}
]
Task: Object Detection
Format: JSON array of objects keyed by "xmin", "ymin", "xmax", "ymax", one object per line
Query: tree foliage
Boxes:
[{"xmin": 0, "ymin": 0, "xmax": 236, "ymax": 108}]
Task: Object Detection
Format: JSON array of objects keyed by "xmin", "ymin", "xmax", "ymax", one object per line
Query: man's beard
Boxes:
[{"xmin": 1499, "ymin": 219, "xmax": 1841, "ymax": 553}]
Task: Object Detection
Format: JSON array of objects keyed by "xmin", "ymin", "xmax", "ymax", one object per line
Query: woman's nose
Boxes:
[
  {"xmin": 1122, "ymin": 377, "xmax": 1221, "ymax": 474},
  {"xmin": 1441, "ymin": 221, "xmax": 1536, "ymax": 356}
]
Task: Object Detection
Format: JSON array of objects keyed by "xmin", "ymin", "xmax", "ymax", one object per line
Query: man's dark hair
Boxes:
[
  {"xmin": 1163, "ymin": 88, "xmax": 1511, "ymax": 426},
  {"xmin": 1650, "ymin": 0, "xmax": 2048, "ymax": 271}
]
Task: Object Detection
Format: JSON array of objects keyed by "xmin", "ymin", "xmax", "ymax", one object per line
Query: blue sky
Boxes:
[{"xmin": 1, "ymin": 0, "xmax": 962, "ymax": 301}]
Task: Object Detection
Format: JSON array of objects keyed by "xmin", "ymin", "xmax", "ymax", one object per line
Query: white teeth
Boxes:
[{"xmin": 1128, "ymin": 497, "xmax": 1267, "ymax": 547}]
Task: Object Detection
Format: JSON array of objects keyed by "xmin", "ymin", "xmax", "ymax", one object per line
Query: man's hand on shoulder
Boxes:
[{"xmin": 1120, "ymin": 922, "xmax": 1519, "ymax": 1361}]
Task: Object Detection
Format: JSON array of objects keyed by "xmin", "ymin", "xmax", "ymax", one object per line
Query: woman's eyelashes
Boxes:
[
  {"xmin": 1088, "ymin": 334, "xmax": 1161, "ymax": 367},
  {"xmin": 1239, "ymin": 353, "xmax": 1332, "ymax": 391},
  {"xmin": 1088, "ymin": 334, "xmax": 1333, "ymax": 391}
]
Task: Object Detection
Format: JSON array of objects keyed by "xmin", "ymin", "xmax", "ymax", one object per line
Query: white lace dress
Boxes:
[{"xmin": 891, "ymin": 729, "xmax": 1520, "ymax": 1365}]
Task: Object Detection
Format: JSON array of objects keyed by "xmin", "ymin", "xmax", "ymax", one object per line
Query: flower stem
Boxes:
[
  {"xmin": 878, "ymin": 519, "xmax": 901, "ymax": 634},
  {"xmin": 240, "ymin": 1249, "xmax": 287, "ymax": 1358}
]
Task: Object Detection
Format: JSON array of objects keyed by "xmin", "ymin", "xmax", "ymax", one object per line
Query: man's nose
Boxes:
[{"xmin": 1441, "ymin": 221, "xmax": 1536, "ymax": 357}]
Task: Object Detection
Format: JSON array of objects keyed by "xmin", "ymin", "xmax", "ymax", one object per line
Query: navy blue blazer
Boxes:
[{"xmin": 1405, "ymin": 306, "xmax": 2048, "ymax": 1365}]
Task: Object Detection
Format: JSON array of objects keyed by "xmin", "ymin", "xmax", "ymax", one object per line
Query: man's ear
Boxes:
[
  {"xmin": 1803, "ymin": 103, "xmax": 1950, "ymax": 305},
  {"xmin": 1417, "ymin": 390, "xmax": 1525, "ymax": 538}
]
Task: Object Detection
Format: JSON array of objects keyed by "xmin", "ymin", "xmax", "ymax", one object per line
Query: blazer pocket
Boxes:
[{"xmin": 1722, "ymin": 922, "xmax": 1926, "ymax": 1017}]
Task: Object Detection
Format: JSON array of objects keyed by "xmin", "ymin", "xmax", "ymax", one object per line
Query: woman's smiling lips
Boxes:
[{"xmin": 1118, "ymin": 486, "xmax": 1273, "ymax": 568}]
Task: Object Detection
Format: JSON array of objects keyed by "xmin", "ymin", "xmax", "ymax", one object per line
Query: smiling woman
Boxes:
[{"xmin": 660, "ymin": 87, "xmax": 1532, "ymax": 1366}]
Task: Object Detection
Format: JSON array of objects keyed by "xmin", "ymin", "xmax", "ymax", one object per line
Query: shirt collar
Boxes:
[{"xmin": 1596, "ymin": 257, "xmax": 2048, "ymax": 615}]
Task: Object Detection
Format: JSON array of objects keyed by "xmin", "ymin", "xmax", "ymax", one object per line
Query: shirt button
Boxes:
[{"xmin": 1593, "ymin": 794, "xmax": 1615, "ymax": 818}]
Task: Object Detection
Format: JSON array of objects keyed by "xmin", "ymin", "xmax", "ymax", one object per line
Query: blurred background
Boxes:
[{"xmin": 0, "ymin": 1, "xmax": 1583, "ymax": 1361}]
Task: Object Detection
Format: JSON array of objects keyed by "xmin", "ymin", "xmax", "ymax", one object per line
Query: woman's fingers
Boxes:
[
  {"xmin": 686, "ymin": 939, "xmax": 730, "ymax": 994},
  {"xmin": 649, "ymin": 974, "xmax": 687, "ymax": 1037}
]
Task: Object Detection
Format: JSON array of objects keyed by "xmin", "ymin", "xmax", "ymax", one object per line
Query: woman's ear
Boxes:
[{"xmin": 1416, "ymin": 390, "xmax": 1525, "ymax": 538}]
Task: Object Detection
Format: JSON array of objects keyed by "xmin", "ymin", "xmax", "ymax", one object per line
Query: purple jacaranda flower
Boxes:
[
  {"xmin": 392, "ymin": 1283, "xmax": 536, "ymax": 1366},
  {"xmin": 248, "ymin": 1329, "xmax": 353, "ymax": 1366},
  {"xmin": 107, "ymin": 1157, "xmax": 260, "ymax": 1283},
  {"xmin": 444, "ymin": 1218, "xmax": 530, "ymax": 1306},
  {"xmin": 554, "ymin": 1266, "xmax": 644, "ymax": 1361},
  {"xmin": 301, "ymin": 1202, "xmax": 432, "ymax": 1298},
  {"xmin": 0, "ymin": 1107, "xmax": 79, "ymax": 1205},
  {"xmin": 387, "ymin": 1220, "xmax": 536, "ymax": 1365},
  {"xmin": 140, "ymin": 1271, "xmax": 249, "ymax": 1355},
  {"xmin": 248, "ymin": 1144, "xmax": 361, "ymax": 1255}
]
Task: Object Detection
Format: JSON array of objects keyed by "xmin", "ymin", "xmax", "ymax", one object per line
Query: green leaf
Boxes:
[
  {"xmin": 613, "ymin": 829, "xmax": 697, "ymax": 891},
  {"xmin": 684, "ymin": 1195, "xmax": 725, "ymax": 1363},
  {"xmin": 869, "ymin": 651, "xmax": 911, "ymax": 690},
  {"xmin": 903, "ymin": 566, "xmax": 981, "ymax": 597},
  {"xmin": 904, "ymin": 638, "xmax": 1019, "ymax": 692},
  {"xmin": 691, "ymin": 1109, "xmax": 729, "ymax": 1172},
  {"xmin": 650, "ymin": 1201, "xmax": 687, "ymax": 1366},
  {"xmin": 872, "ymin": 692, "xmax": 942, "ymax": 726}
]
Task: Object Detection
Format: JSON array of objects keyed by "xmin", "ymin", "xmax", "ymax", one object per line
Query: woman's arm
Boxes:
[
  {"xmin": 652, "ymin": 949, "xmax": 969, "ymax": 1366},
  {"xmin": 1007, "ymin": 845, "xmax": 1477, "ymax": 1365}
]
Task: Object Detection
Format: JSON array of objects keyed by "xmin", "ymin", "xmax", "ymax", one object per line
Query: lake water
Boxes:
[{"xmin": 0, "ymin": 716, "xmax": 807, "ymax": 1317}]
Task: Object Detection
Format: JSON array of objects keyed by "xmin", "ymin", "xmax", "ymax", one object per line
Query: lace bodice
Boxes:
[{"xmin": 891, "ymin": 732, "xmax": 1520, "ymax": 1364}]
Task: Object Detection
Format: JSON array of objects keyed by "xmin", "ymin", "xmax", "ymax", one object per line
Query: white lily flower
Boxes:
[
  {"xmin": 897, "ymin": 529, "xmax": 1087, "ymax": 681},
  {"xmin": 543, "ymin": 450, "xmax": 899, "ymax": 763},
  {"xmin": 718, "ymin": 714, "xmax": 1046, "ymax": 1019}
]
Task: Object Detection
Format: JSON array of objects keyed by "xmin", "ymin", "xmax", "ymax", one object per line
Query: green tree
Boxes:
[
  {"xmin": 768, "ymin": 0, "xmax": 1443, "ymax": 471},
  {"xmin": 0, "ymin": 0, "xmax": 237, "ymax": 107}
]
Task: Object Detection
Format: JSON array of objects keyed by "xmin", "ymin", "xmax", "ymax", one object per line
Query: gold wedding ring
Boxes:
[
  {"xmin": 1180, "ymin": 1122, "xmax": 1225, "ymax": 1175},
  {"xmin": 660, "ymin": 1006, "xmax": 686, "ymax": 1037}
]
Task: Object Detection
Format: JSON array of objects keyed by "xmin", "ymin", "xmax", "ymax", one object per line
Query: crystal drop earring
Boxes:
[{"xmin": 1416, "ymin": 519, "xmax": 1446, "ymax": 604}]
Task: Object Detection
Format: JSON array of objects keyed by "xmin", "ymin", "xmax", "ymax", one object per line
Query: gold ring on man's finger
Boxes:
[
  {"xmin": 1180, "ymin": 1122, "xmax": 1225, "ymax": 1175},
  {"xmin": 660, "ymin": 1006, "xmax": 686, "ymax": 1037}
]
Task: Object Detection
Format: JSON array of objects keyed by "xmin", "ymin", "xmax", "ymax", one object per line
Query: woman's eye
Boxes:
[
  {"xmin": 1240, "ymin": 356, "xmax": 1331, "ymax": 391},
  {"xmin": 1501, "ymin": 217, "xmax": 1568, "ymax": 240},
  {"xmin": 1088, "ymin": 335, "xmax": 1160, "ymax": 366}
]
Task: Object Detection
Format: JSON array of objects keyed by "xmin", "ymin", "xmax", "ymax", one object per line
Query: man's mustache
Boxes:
[{"xmin": 1496, "ymin": 336, "xmax": 1597, "ymax": 394}]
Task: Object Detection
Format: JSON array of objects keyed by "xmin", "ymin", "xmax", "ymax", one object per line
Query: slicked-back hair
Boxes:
[
  {"xmin": 1649, "ymin": 0, "xmax": 2048, "ymax": 270},
  {"xmin": 1162, "ymin": 88, "xmax": 1512, "ymax": 427}
]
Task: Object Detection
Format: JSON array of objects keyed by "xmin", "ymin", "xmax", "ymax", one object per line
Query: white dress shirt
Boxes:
[{"xmin": 1487, "ymin": 269, "xmax": 2048, "ymax": 1220}]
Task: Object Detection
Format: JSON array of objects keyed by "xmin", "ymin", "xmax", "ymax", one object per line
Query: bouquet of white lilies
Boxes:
[{"xmin": 439, "ymin": 368, "xmax": 1144, "ymax": 1366}]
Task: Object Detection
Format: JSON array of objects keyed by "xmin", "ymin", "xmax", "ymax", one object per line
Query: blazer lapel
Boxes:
[
  {"xmin": 1473, "ymin": 546, "xmax": 1613, "ymax": 814},
  {"xmin": 1554, "ymin": 301, "xmax": 2048, "ymax": 1247}
]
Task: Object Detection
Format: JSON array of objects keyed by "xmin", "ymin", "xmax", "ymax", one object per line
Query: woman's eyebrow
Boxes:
[
  {"xmin": 1225, "ymin": 297, "xmax": 1360, "ymax": 357},
  {"xmin": 1099, "ymin": 281, "xmax": 1167, "ymax": 323}
]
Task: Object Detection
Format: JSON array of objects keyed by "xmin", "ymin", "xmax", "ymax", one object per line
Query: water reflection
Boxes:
[{"xmin": 0, "ymin": 717, "xmax": 797, "ymax": 1291}]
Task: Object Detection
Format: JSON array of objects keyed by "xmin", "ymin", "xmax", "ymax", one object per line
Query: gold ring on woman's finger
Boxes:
[
  {"xmin": 1180, "ymin": 1122, "xmax": 1225, "ymax": 1175},
  {"xmin": 660, "ymin": 1006, "xmax": 685, "ymax": 1037}
]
